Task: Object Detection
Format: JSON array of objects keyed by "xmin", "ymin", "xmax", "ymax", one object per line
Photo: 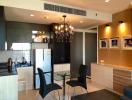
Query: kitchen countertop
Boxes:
[
  {"xmin": 92, "ymin": 63, "xmax": 132, "ymax": 71},
  {"xmin": 0, "ymin": 62, "xmax": 7, "ymax": 69},
  {"xmin": 0, "ymin": 69, "xmax": 17, "ymax": 76}
]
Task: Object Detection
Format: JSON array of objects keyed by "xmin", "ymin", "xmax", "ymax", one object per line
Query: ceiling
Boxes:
[
  {"xmin": 4, "ymin": 7, "xmax": 104, "ymax": 29},
  {"xmin": 4, "ymin": 0, "xmax": 132, "ymax": 29},
  {"xmin": 44, "ymin": 0, "xmax": 132, "ymax": 14}
]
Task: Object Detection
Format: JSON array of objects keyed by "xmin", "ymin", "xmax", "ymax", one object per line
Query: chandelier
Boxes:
[{"xmin": 54, "ymin": 15, "xmax": 74, "ymax": 42}]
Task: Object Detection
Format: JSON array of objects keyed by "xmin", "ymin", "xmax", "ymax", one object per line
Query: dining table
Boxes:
[
  {"xmin": 57, "ymin": 72, "xmax": 70, "ymax": 100},
  {"xmin": 56, "ymin": 71, "xmax": 79, "ymax": 100}
]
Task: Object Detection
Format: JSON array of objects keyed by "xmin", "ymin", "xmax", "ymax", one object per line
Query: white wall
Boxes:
[{"xmin": 54, "ymin": 63, "xmax": 70, "ymax": 72}]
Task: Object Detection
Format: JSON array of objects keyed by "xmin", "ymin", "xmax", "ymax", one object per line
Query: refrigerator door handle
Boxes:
[{"xmin": 43, "ymin": 50, "xmax": 44, "ymax": 61}]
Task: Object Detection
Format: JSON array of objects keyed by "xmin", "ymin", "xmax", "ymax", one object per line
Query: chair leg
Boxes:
[
  {"xmin": 85, "ymin": 88, "xmax": 88, "ymax": 94},
  {"xmin": 81, "ymin": 87, "xmax": 88, "ymax": 94},
  {"xmin": 57, "ymin": 90, "xmax": 60, "ymax": 100},
  {"xmin": 50, "ymin": 91, "xmax": 58, "ymax": 100},
  {"xmin": 80, "ymin": 87, "xmax": 84, "ymax": 93},
  {"xmin": 86, "ymin": 89, "xmax": 88, "ymax": 93},
  {"xmin": 68, "ymin": 85, "xmax": 70, "ymax": 100},
  {"xmin": 73, "ymin": 87, "xmax": 76, "ymax": 96},
  {"xmin": 54, "ymin": 90, "xmax": 56, "ymax": 96}
]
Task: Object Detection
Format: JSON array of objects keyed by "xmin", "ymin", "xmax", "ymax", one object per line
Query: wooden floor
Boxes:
[{"xmin": 18, "ymin": 79, "xmax": 104, "ymax": 100}]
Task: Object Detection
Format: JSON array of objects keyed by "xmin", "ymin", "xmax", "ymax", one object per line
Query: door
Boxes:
[
  {"xmin": 85, "ymin": 33, "xmax": 97, "ymax": 76},
  {"xmin": 70, "ymin": 32, "xmax": 83, "ymax": 76}
]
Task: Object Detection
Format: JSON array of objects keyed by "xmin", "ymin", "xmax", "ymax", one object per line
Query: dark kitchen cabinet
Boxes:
[
  {"xmin": 6, "ymin": 21, "xmax": 50, "ymax": 49},
  {"xmin": 0, "ymin": 6, "xmax": 6, "ymax": 50},
  {"xmin": 53, "ymin": 41, "xmax": 70, "ymax": 64}
]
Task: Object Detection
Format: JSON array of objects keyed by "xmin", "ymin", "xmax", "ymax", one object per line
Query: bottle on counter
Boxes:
[{"xmin": 7, "ymin": 58, "xmax": 13, "ymax": 73}]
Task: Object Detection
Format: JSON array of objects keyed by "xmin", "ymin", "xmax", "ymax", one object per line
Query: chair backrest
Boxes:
[
  {"xmin": 78, "ymin": 64, "xmax": 88, "ymax": 89},
  {"xmin": 37, "ymin": 68, "xmax": 47, "ymax": 97}
]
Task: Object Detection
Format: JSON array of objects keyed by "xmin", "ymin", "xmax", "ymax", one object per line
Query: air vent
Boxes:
[{"xmin": 44, "ymin": 3, "xmax": 86, "ymax": 16}]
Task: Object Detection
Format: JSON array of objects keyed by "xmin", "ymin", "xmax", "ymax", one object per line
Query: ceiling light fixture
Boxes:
[
  {"xmin": 105, "ymin": 24, "xmax": 110, "ymax": 27},
  {"xmin": 105, "ymin": 0, "xmax": 110, "ymax": 3},
  {"xmin": 119, "ymin": 20, "xmax": 124, "ymax": 24},
  {"xmin": 44, "ymin": 16, "xmax": 49, "ymax": 19},
  {"xmin": 54, "ymin": 15, "xmax": 74, "ymax": 42},
  {"xmin": 80, "ymin": 21, "xmax": 84, "ymax": 23},
  {"xmin": 30, "ymin": 14, "xmax": 34, "ymax": 17}
]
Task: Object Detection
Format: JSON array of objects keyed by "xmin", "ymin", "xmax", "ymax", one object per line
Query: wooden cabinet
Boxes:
[
  {"xmin": 113, "ymin": 69, "xmax": 132, "ymax": 93},
  {"xmin": 91, "ymin": 63, "xmax": 132, "ymax": 94},
  {"xmin": 0, "ymin": 6, "xmax": 6, "ymax": 50}
]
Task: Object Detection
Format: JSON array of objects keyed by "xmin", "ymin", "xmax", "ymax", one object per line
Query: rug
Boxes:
[{"xmin": 71, "ymin": 89, "xmax": 120, "ymax": 100}]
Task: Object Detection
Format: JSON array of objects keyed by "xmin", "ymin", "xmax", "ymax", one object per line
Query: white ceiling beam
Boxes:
[
  {"xmin": 74, "ymin": 28, "xmax": 97, "ymax": 33},
  {"xmin": 0, "ymin": 0, "xmax": 112, "ymax": 22}
]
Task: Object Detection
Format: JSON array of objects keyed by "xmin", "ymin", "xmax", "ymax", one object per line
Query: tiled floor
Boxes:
[{"xmin": 19, "ymin": 79, "xmax": 104, "ymax": 100}]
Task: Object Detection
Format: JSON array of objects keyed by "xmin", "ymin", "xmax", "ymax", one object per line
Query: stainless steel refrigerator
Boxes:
[{"xmin": 33, "ymin": 49, "xmax": 52, "ymax": 89}]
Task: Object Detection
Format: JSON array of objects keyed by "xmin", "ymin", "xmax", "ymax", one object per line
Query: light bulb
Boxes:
[
  {"xmin": 32, "ymin": 35, "xmax": 35, "ymax": 39},
  {"xmin": 55, "ymin": 26, "xmax": 58, "ymax": 29}
]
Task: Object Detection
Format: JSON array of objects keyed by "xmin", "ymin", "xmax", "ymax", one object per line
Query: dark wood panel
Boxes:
[
  {"xmin": 53, "ymin": 41, "xmax": 70, "ymax": 64},
  {"xmin": 70, "ymin": 32, "xmax": 83, "ymax": 76},
  {"xmin": 85, "ymin": 33, "xmax": 97, "ymax": 76}
]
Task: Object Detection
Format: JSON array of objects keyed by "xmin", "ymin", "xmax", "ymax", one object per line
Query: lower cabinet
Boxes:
[
  {"xmin": 0, "ymin": 75, "xmax": 18, "ymax": 100},
  {"xmin": 91, "ymin": 63, "xmax": 132, "ymax": 94},
  {"xmin": 113, "ymin": 69, "xmax": 132, "ymax": 94},
  {"xmin": 54, "ymin": 63, "xmax": 70, "ymax": 72},
  {"xmin": 91, "ymin": 63, "xmax": 113, "ymax": 90},
  {"xmin": 17, "ymin": 67, "xmax": 33, "ymax": 91}
]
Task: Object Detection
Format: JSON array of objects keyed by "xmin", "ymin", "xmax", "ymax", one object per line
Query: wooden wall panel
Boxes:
[{"xmin": 98, "ymin": 8, "xmax": 132, "ymax": 68}]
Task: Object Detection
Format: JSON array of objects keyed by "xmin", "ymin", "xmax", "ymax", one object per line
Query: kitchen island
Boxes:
[
  {"xmin": 0, "ymin": 69, "xmax": 18, "ymax": 100},
  {"xmin": 91, "ymin": 63, "xmax": 132, "ymax": 94}
]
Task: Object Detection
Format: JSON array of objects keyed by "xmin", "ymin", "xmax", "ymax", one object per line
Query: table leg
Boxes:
[{"xmin": 63, "ymin": 75, "xmax": 66, "ymax": 100}]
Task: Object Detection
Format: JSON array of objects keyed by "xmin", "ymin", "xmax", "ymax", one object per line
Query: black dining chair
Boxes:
[
  {"xmin": 66, "ymin": 64, "xmax": 88, "ymax": 96},
  {"xmin": 37, "ymin": 68, "xmax": 62, "ymax": 99}
]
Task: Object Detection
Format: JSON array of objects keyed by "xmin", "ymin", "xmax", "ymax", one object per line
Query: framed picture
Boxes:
[
  {"xmin": 99, "ymin": 39, "xmax": 107, "ymax": 49},
  {"xmin": 109, "ymin": 38, "xmax": 119, "ymax": 49},
  {"xmin": 122, "ymin": 36, "xmax": 132, "ymax": 50}
]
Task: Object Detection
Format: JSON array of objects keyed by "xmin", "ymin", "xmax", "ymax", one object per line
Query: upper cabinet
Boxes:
[
  {"xmin": 0, "ymin": 6, "xmax": 6, "ymax": 50},
  {"xmin": 6, "ymin": 21, "xmax": 50, "ymax": 49}
]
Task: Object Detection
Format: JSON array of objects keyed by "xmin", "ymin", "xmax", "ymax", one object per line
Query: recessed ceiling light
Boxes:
[
  {"xmin": 80, "ymin": 21, "xmax": 83, "ymax": 23},
  {"xmin": 105, "ymin": 0, "xmax": 110, "ymax": 3},
  {"xmin": 44, "ymin": 16, "xmax": 49, "ymax": 19},
  {"xmin": 131, "ymin": 2, "xmax": 132, "ymax": 5},
  {"xmin": 30, "ymin": 14, "xmax": 34, "ymax": 17}
]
